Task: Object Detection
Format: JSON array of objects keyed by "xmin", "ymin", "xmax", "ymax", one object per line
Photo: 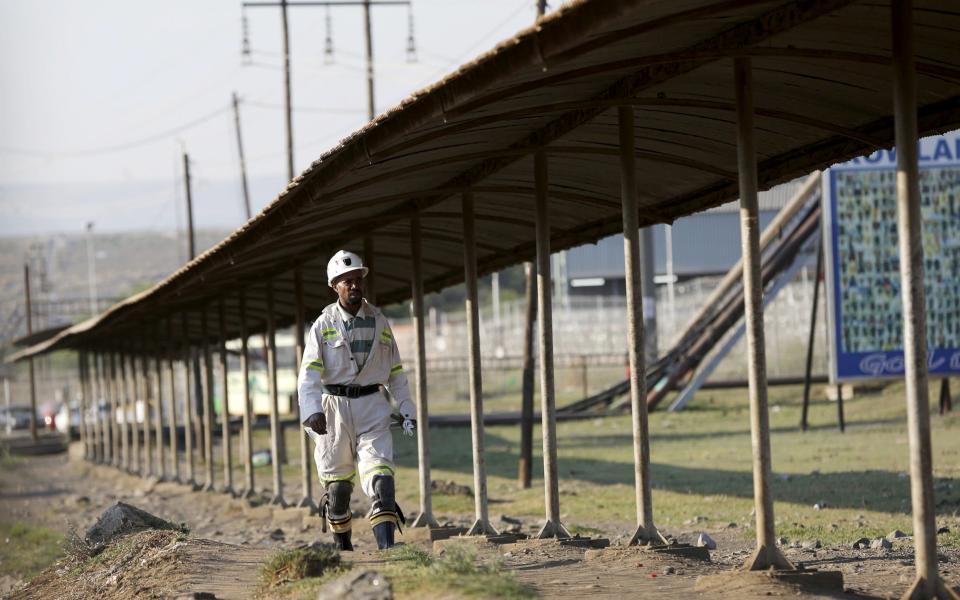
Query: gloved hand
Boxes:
[
  {"xmin": 304, "ymin": 412, "xmax": 327, "ymax": 435},
  {"xmin": 402, "ymin": 418, "xmax": 415, "ymax": 437}
]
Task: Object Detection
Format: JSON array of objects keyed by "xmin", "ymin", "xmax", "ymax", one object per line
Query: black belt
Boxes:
[{"xmin": 324, "ymin": 384, "xmax": 381, "ymax": 398}]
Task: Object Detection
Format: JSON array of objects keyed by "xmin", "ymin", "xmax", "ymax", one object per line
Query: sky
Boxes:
[{"xmin": 0, "ymin": 0, "xmax": 544, "ymax": 236}]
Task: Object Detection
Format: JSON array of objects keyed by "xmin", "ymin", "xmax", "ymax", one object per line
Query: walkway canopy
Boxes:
[{"xmin": 12, "ymin": 0, "xmax": 960, "ymax": 358}]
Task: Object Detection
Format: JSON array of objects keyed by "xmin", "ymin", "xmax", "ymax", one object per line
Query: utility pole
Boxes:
[
  {"xmin": 24, "ymin": 264, "xmax": 38, "ymax": 440},
  {"xmin": 85, "ymin": 222, "xmax": 99, "ymax": 315},
  {"xmin": 363, "ymin": 0, "xmax": 375, "ymax": 121},
  {"xmin": 242, "ymin": 0, "xmax": 413, "ymax": 155},
  {"xmin": 232, "ymin": 92, "xmax": 253, "ymax": 220},
  {"xmin": 183, "ymin": 152, "xmax": 196, "ymax": 260},
  {"xmin": 281, "ymin": 0, "xmax": 294, "ymax": 180}
]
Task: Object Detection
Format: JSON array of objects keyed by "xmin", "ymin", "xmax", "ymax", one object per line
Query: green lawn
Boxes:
[
  {"xmin": 390, "ymin": 380, "xmax": 960, "ymax": 548},
  {"xmin": 0, "ymin": 521, "xmax": 64, "ymax": 579}
]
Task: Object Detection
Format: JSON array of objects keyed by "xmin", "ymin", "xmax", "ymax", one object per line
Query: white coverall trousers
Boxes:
[{"xmin": 305, "ymin": 389, "xmax": 395, "ymax": 497}]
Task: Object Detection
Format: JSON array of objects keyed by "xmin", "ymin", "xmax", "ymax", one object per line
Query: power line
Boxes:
[{"xmin": 0, "ymin": 105, "xmax": 233, "ymax": 159}]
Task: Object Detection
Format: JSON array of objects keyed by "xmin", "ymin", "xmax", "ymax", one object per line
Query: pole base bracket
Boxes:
[
  {"xmin": 535, "ymin": 519, "xmax": 571, "ymax": 539},
  {"xmin": 466, "ymin": 519, "xmax": 499, "ymax": 536},
  {"xmin": 627, "ymin": 523, "xmax": 670, "ymax": 547},
  {"xmin": 410, "ymin": 511, "xmax": 440, "ymax": 528},
  {"xmin": 741, "ymin": 544, "xmax": 795, "ymax": 571},
  {"xmin": 902, "ymin": 575, "xmax": 960, "ymax": 600}
]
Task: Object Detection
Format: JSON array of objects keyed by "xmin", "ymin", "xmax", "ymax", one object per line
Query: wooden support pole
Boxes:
[
  {"xmin": 534, "ymin": 150, "xmax": 569, "ymax": 539},
  {"xmin": 734, "ymin": 57, "xmax": 793, "ymax": 571},
  {"xmin": 266, "ymin": 281, "xmax": 287, "ymax": 506},
  {"xmin": 463, "ymin": 192, "xmax": 498, "ymax": 537},
  {"xmin": 293, "ymin": 267, "xmax": 316, "ymax": 510},
  {"xmin": 239, "ymin": 291, "xmax": 256, "ymax": 498},
  {"xmin": 410, "ymin": 213, "xmax": 439, "ymax": 528},
  {"xmin": 219, "ymin": 301, "xmax": 235, "ymax": 496},
  {"xmin": 891, "ymin": 3, "xmax": 953, "ymax": 597},
  {"xmin": 800, "ymin": 235, "xmax": 824, "ymax": 431},
  {"xmin": 619, "ymin": 106, "xmax": 666, "ymax": 547},
  {"xmin": 518, "ymin": 261, "xmax": 536, "ymax": 490},
  {"xmin": 182, "ymin": 315, "xmax": 198, "ymax": 488},
  {"xmin": 202, "ymin": 310, "xmax": 216, "ymax": 491}
]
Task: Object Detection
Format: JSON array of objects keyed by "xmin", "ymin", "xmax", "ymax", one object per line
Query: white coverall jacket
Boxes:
[{"xmin": 297, "ymin": 299, "xmax": 415, "ymax": 497}]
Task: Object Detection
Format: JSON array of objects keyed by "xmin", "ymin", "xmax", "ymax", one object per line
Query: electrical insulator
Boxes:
[
  {"xmin": 323, "ymin": 6, "xmax": 334, "ymax": 64},
  {"xmin": 241, "ymin": 10, "xmax": 252, "ymax": 65},
  {"xmin": 405, "ymin": 5, "xmax": 417, "ymax": 63}
]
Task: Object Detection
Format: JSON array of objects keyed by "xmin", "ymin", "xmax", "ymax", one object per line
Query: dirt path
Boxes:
[{"xmin": 2, "ymin": 446, "xmax": 958, "ymax": 599}]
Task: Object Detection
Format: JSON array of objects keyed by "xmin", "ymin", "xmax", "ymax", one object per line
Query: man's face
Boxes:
[{"xmin": 333, "ymin": 273, "xmax": 364, "ymax": 308}]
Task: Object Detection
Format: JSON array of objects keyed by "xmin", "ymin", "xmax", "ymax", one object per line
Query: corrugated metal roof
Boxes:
[{"xmin": 12, "ymin": 0, "xmax": 960, "ymax": 359}]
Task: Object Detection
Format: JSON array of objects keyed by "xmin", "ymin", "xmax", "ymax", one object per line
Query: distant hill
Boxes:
[{"xmin": 0, "ymin": 229, "xmax": 230, "ymax": 345}]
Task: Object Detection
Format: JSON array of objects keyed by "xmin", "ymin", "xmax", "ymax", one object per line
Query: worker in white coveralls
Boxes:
[{"xmin": 297, "ymin": 249, "xmax": 416, "ymax": 551}]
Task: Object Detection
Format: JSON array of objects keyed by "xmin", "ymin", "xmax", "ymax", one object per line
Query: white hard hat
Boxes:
[{"xmin": 327, "ymin": 250, "xmax": 369, "ymax": 286}]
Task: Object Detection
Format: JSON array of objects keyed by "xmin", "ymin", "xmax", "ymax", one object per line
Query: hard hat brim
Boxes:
[{"xmin": 329, "ymin": 266, "xmax": 369, "ymax": 287}]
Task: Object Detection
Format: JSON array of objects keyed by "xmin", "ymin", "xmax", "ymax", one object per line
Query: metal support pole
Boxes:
[
  {"xmin": 219, "ymin": 302, "xmax": 235, "ymax": 496},
  {"xmin": 92, "ymin": 353, "xmax": 103, "ymax": 463},
  {"xmin": 363, "ymin": 236, "xmax": 376, "ymax": 304},
  {"xmin": 24, "ymin": 264, "xmax": 38, "ymax": 441},
  {"xmin": 518, "ymin": 261, "xmax": 536, "ymax": 490},
  {"xmin": 109, "ymin": 352, "xmax": 119, "ymax": 467},
  {"xmin": 463, "ymin": 192, "xmax": 497, "ymax": 537},
  {"xmin": 202, "ymin": 310, "xmax": 216, "ymax": 491},
  {"xmin": 293, "ymin": 268, "xmax": 316, "ymax": 510},
  {"xmin": 734, "ymin": 57, "xmax": 793, "ymax": 571},
  {"xmin": 167, "ymin": 321, "xmax": 180, "ymax": 483},
  {"xmin": 410, "ymin": 214, "xmax": 439, "ymax": 528},
  {"xmin": 121, "ymin": 353, "xmax": 133, "ymax": 473},
  {"xmin": 266, "ymin": 282, "xmax": 287, "ymax": 506},
  {"xmin": 619, "ymin": 106, "xmax": 666, "ymax": 547},
  {"xmin": 534, "ymin": 150, "xmax": 570, "ymax": 539},
  {"xmin": 182, "ymin": 315, "xmax": 198, "ymax": 489},
  {"xmin": 800, "ymin": 235, "xmax": 824, "ymax": 431},
  {"xmin": 142, "ymin": 353, "xmax": 153, "ymax": 477},
  {"xmin": 154, "ymin": 347, "xmax": 166, "ymax": 481},
  {"xmin": 78, "ymin": 352, "xmax": 89, "ymax": 460},
  {"xmin": 892, "ymin": 3, "xmax": 953, "ymax": 597},
  {"xmin": 239, "ymin": 292, "xmax": 256, "ymax": 499}
]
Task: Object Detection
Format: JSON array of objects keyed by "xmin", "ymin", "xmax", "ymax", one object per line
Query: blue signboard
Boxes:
[{"xmin": 822, "ymin": 131, "xmax": 960, "ymax": 381}]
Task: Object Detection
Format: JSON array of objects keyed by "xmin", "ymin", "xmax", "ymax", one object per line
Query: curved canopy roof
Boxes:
[{"xmin": 13, "ymin": 0, "xmax": 960, "ymax": 359}]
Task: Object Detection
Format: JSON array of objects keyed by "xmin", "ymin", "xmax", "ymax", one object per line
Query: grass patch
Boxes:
[
  {"xmin": 260, "ymin": 545, "xmax": 341, "ymax": 588},
  {"xmin": 0, "ymin": 521, "xmax": 64, "ymax": 579},
  {"xmin": 385, "ymin": 542, "xmax": 534, "ymax": 599}
]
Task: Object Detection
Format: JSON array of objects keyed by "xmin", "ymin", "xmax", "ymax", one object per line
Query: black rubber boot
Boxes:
[
  {"xmin": 373, "ymin": 521, "xmax": 395, "ymax": 550},
  {"xmin": 333, "ymin": 530, "xmax": 354, "ymax": 551}
]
